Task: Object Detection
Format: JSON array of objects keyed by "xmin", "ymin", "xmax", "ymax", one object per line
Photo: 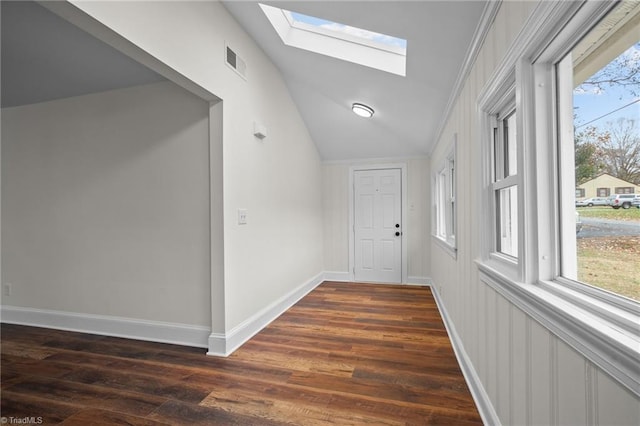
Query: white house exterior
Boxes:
[{"xmin": 576, "ymin": 173, "xmax": 640, "ymax": 199}]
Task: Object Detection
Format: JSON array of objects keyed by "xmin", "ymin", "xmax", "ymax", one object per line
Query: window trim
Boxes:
[
  {"xmin": 476, "ymin": 0, "xmax": 639, "ymax": 397},
  {"xmin": 479, "ymin": 71, "xmax": 523, "ymax": 281},
  {"xmin": 432, "ymin": 135, "xmax": 457, "ymax": 258}
]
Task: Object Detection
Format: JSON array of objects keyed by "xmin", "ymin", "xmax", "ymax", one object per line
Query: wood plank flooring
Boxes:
[{"xmin": 1, "ymin": 281, "xmax": 482, "ymax": 425}]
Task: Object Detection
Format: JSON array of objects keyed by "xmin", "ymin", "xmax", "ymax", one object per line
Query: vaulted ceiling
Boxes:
[
  {"xmin": 1, "ymin": 0, "xmax": 489, "ymax": 160},
  {"xmin": 223, "ymin": 1, "xmax": 488, "ymax": 160}
]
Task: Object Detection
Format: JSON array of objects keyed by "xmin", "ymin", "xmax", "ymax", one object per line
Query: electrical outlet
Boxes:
[{"xmin": 3, "ymin": 283, "xmax": 12, "ymax": 297}]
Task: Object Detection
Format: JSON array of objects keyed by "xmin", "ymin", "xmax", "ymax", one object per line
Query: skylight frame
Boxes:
[
  {"xmin": 281, "ymin": 9, "xmax": 407, "ymax": 56},
  {"xmin": 259, "ymin": 3, "xmax": 407, "ymax": 76}
]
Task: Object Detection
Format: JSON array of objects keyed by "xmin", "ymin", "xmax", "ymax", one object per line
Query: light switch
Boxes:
[{"xmin": 238, "ymin": 208, "xmax": 248, "ymax": 225}]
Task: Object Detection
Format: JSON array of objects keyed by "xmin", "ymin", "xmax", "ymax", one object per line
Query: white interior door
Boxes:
[{"xmin": 354, "ymin": 169, "xmax": 402, "ymax": 283}]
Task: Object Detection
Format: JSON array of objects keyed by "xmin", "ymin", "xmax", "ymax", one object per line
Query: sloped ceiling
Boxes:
[
  {"xmin": 223, "ymin": 1, "xmax": 489, "ymax": 160},
  {"xmin": 2, "ymin": 0, "xmax": 488, "ymax": 161}
]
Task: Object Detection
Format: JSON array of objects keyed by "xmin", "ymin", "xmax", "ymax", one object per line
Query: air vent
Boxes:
[{"xmin": 225, "ymin": 45, "xmax": 247, "ymax": 80}]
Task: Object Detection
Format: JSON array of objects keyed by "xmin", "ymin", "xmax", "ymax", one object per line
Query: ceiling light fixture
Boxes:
[{"xmin": 352, "ymin": 103, "xmax": 374, "ymax": 118}]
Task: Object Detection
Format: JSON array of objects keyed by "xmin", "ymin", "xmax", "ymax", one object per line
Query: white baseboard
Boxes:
[
  {"xmin": 322, "ymin": 271, "xmax": 351, "ymax": 282},
  {"xmin": 322, "ymin": 273, "xmax": 430, "ymax": 285},
  {"xmin": 207, "ymin": 272, "xmax": 324, "ymax": 357},
  {"xmin": 0, "ymin": 273, "xmax": 439, "ymax": 360},
  {"xmin": 429, "ymin": 284, "xmax": 501, "ymax": 426},
  {"xmin": 0, "ymin": 305, "xmax": 210, "ymax": 348},
  {"xmin": 407, "ymin": 276, "xmax": 431, "ymax": 285}
]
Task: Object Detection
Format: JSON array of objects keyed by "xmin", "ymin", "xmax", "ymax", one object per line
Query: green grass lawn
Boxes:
[
  {"xmin": 577, "ymin": 236, "xmax": 639, "ymax": 302},
  {"xmin": 577, "ymin": 206, "xmax": 640, "ymax": 222},
  {"xmin": 576, "ymin": 207, "xmax": 639, "ymax": 301}
]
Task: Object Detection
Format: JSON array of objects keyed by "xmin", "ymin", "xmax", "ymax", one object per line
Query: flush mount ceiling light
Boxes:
[{"xmin": 352, "ymin": 103, "xmax": 374, "ymax": 118}]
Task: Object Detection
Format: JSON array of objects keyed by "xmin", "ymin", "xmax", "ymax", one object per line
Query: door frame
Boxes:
[{"xmin": 348, "ymin": 163, "xmax": 408, "ymax": 283}]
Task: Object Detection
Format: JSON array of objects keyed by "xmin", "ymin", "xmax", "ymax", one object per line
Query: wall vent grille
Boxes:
[{"xmin": 225, "ymin": 45, "xmax": 247, "ymax": 80}]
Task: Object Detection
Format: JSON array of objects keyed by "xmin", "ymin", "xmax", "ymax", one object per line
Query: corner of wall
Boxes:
[{"xmin": 207, "ymin": 272, "xmax": 325, "ymax": 356}]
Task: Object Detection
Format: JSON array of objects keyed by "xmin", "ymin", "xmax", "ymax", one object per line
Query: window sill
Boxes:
[
  {"xmin": 476, "ymin": 260, "xmax": 640, "ymax": 397},
  {"xmin": 539, "ymin": 278, "xmax": 639, "ymax": 335},
  {"xmin": 432, "ymin": 235, "xmax": 457, "ymax": 259}
]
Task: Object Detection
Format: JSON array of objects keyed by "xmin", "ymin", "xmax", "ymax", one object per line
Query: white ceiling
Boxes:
[
  {"xmin": 222, "ymin": 1, "xmax": 488, "ymax": 160},
  {"xmin": 1, "ymin": 0, "xmax": 489, "ymax": 161}
]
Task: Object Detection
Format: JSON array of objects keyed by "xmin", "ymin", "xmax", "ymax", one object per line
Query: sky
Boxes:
[
  {"xmin": 573, "ymin": 43, "xmax": 640, "ymax": 134},
  {"xmin": 290, "ymin": 11, "xmax": 407, "ymax": 50}
]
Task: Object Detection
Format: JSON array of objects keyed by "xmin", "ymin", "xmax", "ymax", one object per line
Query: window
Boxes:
[
  {"xmin": 478, "ymin": 65, "xmax": 524, "ymax": 281},
  {"xmin": 492, "ymin": 109, "xmax": 518, "ymax": 258},
  {"xmin": 478, "ymin": 63, "xmax": 522, "ymax": 278},
  {"xmin": 287, "ymin": 10, "xmax": 407, "ymax": 52},
  {"xmin": 259, "ymin": 4, "xmax": 407, "ymax": 76},
  {"xmin": 615, "ymin": 187, "xmax": 635, "ymax": 194},
  {"xmin": 555, "ymin": 2, "xmax": 639, "ymax": 302},
  {"xmin": 536, "ymin": 0, "xmax": 639, "ymax": 394},
  {"xmin": 576, "ymin": 188, "xmax": 585, "ymax": 198},
  {"xmin": 433, "ymin": 138, "xmax": 456, "ymax": 254},
  {"xmin": 478, "ymin": 0, "xmax": 638, "ymax": 396}
]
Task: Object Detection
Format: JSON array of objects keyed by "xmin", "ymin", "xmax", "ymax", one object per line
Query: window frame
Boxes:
[
  {"xmin": 259, "ymin": 3, "xmax": 406, "ymax": 76},
  {"xmin": 432, "ymin": 136, "xmax": 457, "ymax": 257},
  {"xmin": 615, "ymin": 187, "xmax": 634, "ymax": 194},
  {"xmin": 491, "ymin": 105, "xmax": 519, "ymax": 260},
  {"xmin": 479, "ymin": 72, "xmax": 524, "ymax": 282},
  {"xmin": 476, "ymin": 0, "xmax": 639, "ymax": 397}
]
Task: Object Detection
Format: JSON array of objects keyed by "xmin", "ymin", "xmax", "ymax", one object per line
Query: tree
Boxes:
[
  {"xmin": 574, "ymin": 126, "xmax": 607, "ymax": 185},
  {"xmin": 576, "ymin": 43, "xmax": 640, "ymax": 97},
  {"xmin": 574, "ymin": 43, "xmax": 640, "ymax": 184},
  {"xmin": 599, "ymin": 119, "xmax": 640, "ymax": 185}
]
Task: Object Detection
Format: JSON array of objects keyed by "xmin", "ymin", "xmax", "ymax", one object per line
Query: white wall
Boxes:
[
  {"xmin": 322, "ymin": 158, "xmax": 430, "ymax": 282},
  {"xmin": 430, "ymin": 2, "xmax": 639, "ymax": 425},
  {"xmin": 2, "ymin": 82, "xmax": 211, "ymax": 327},
  {"xmin": 57, "ymin": 0, "xmax": 324, "ymax": 335}
]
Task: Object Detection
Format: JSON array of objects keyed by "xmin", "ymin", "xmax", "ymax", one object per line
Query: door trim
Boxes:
[{"xmin": 349, "ymin": 163, "xmax": 408, "ymax": 283}]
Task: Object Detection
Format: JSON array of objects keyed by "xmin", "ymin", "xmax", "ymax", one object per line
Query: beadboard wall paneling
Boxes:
[{"xmin": 429, "ymin": 1, "xmax": 639, "ymax": 424}]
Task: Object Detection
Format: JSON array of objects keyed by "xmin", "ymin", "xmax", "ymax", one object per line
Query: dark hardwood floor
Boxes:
[{"xmin": 1, "ymin": 281, "xmax": 482, "ymax": 425}]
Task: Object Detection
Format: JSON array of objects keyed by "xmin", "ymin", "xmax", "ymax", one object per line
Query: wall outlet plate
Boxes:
[{"xmin": 238, "ymin": 208, "xmax": 248, "ymax": 225}]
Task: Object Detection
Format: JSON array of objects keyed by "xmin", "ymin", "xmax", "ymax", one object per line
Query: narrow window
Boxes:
[
  {"xmin": 433, "ymin": 139, "xmax": 457, "ymax": 253},
  {"xmin": 492, "ymin": 109, "xmax": 519, "ymax": 258}
]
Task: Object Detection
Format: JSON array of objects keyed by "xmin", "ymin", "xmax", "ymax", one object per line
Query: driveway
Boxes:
[{"xmin": 578, "ymin": 217, "xmax": 640, "ymax": 239}]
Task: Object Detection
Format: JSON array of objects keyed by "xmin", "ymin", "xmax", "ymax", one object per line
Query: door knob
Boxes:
[
  {"xmin": 395, "ymin": 224, "xmax": 400, "ymax": 228},
  {"xmin": 395, "ymin": 231, "xmax": 400, "ymax": 236}
]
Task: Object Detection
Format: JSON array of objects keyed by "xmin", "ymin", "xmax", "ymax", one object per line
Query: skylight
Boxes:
[
  {"xmin": 287, "ymin": 11, "xmax": 407, "ymax": 53},
  {"xmin": 260, "ymin": 4, "xmax": 407, "ymax": 76}
]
